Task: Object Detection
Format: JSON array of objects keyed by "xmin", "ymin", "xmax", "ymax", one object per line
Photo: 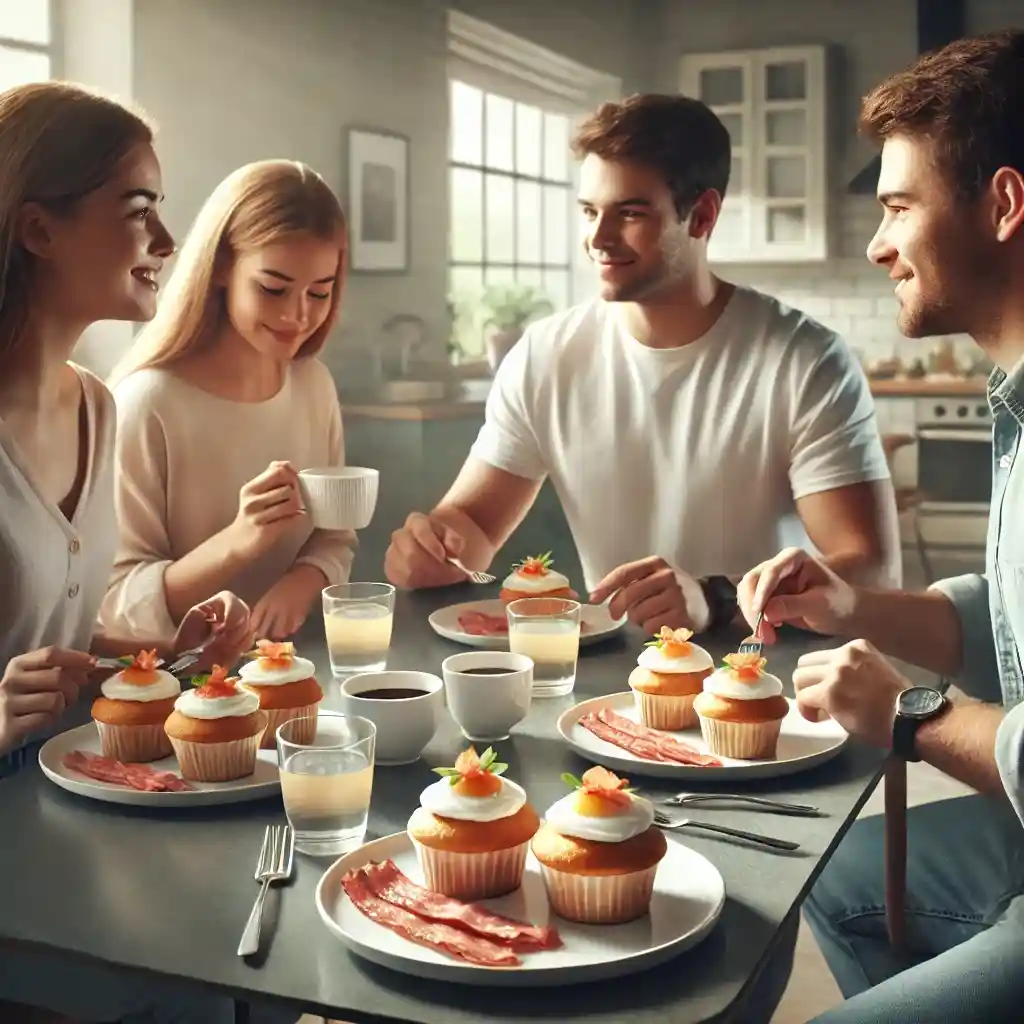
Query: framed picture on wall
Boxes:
[{"xmin": 345, "ymin": 126, "xmax": 410, "ymax": 273}]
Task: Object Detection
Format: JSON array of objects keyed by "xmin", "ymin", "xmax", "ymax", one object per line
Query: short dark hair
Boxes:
[
  {"xmin": 571, "ymin": 93, "xmax": 731, "ymax": 218},
  {"xmin": 859, "ymin": 29, "xmax": 1024, "ymax": 200}
]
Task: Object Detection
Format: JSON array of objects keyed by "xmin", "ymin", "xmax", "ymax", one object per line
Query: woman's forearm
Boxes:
[{"xmin": 162, "ymin": 526, "xmax": 250, "ymax": 624}]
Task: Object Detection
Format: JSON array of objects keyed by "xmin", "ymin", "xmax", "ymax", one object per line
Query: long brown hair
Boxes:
[
  {"xmin": 0, "ymin": 81, "xmax": 154, "ymax": 359},
  {"xmin": 109, "ymin": 160, "xmax": 347, "ymax": 387}
]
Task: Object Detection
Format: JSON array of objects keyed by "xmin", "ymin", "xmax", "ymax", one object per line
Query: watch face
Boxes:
[{"xmin": 899, "ymin": 686, "xmax": 945, "ymax": 719}]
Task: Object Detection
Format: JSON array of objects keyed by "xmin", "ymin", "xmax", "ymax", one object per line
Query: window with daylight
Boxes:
[
  {"xmin": 448, "ymin": 79, "xmax": 574, "ymax": 355},
  {"xmin": 0, "ymin": 1, "xmax": 53, "ymax": 93}
]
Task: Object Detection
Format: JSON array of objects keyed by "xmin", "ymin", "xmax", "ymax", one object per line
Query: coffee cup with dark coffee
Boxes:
[
  {"xmin": 441, "ymin": 651, "xmax": 533, "ymax": 742},
  {"xmin": 339, "ymin": 670, "xmax": 444, "ymax": 765}
]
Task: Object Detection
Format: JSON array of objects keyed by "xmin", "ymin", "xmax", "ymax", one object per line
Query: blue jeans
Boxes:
[{"xmin": 805, "ymin": 794, "xmax": 1024, "ymax": 1022}]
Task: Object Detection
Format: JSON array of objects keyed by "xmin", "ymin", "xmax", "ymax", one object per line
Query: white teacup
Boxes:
[
  {"xmin": 441, "ymin": 651, "xmax": 533, "ymax": 743},
  {"xmin": 339, "ymin": 671, "xmax": 443, "ymax": 766},
  {"xmin": 298, "ymin": 466, "xmax": 379, "ymax": 530}
]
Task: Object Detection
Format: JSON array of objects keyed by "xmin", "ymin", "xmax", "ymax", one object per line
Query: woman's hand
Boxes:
[
  {"xmin": 174, "ymin": 591, "xmax": 252, "ymax": 671},
  {"xmin": 250, "ymin": 565, "xmax": 326, "ymax": 641}
]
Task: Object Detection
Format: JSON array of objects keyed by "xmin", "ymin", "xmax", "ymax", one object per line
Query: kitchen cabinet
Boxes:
[{"xmin": 679, "ymin": 45, "xmax": 828, "ymax": 263}]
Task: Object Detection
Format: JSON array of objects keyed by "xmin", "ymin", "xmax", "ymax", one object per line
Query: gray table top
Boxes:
[{"xmin": 0, "ymin": 586, "xmax": 918, "ymax": 1023}]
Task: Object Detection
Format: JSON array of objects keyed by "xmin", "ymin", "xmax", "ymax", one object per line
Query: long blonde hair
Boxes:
[
  {"xmin": 0, "ymin": 81, "xmax": 153, "ymax": 359},
  {"xmin": 109, "ymin": 160, "xmax": 347, "ymax": 387}
]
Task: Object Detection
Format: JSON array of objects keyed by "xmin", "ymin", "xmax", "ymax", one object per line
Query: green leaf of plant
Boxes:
[
  {"xmin": 479, "ymin": 747, "xmax": 496, "ymax": 768},
  {"xmin": 490, "ymin": 763, "xmax": 508, "ymax": 776},
  {"xmin": 432, "ymin": 767, "xmax": 459, "ymax": 777},
  {"xmin": 561, "ymin": 772, "xmax": 582, "ymax": 789},
  {"xmin": 190, "ymin": 674, "xmax": 210, "ymax": 688}
]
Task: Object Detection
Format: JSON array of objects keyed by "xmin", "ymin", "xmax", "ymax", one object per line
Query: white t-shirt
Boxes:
[{"xmin": 470, "ymin": 285, "xmax": 890, "ymax": 588}]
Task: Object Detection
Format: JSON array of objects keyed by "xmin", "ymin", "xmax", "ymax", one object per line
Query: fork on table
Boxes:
[
  {"xmin": 658, "ymin": 792, "xmax": 821, "ymax": 816},
  {"xmin": 653, "ymin": 809, "xmax": 799, "ymax": 851},
  {"xmin": 237, "ymin": 824, "xmax": 295, "ymax": 957},
  {"xmin": 447, "ymin": 556, "xmax": 496, "ymax": 585}
]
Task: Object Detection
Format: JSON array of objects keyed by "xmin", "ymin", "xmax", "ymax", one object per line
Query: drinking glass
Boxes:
[
  {"xmin": 276, "ymin": 712, "xmax": 376, "ymax": 856},
  {"xmin": 506, "ymin": 597, "xmax": 582, "ymax": 697},
  {"xmin": 322, "ymin": 582, "xmax": 395, "ymax": 674}
]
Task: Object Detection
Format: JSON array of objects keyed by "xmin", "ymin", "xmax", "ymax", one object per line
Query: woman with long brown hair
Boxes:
[{"xmin": 103, "ymin": 160, "xmax": 356, "ymax": 645}]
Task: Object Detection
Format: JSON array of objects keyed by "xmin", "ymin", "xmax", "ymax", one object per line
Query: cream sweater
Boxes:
[{"xmin": 100, "ymin": 357, "xmax": 356, "ymax": 641}]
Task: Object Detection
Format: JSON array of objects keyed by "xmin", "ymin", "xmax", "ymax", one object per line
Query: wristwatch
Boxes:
[
  {"xmin": 891, "ymin": 686, "xmax": 949, "ymax": 762},
  {"xmin": 698, "ymin": 575, "xmax": 739, "ymax": 631}
]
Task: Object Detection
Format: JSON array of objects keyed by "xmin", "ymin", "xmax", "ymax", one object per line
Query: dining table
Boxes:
[{"xmin": 0, "ymin": 584, "xmax": 936, "ymax": 1023}]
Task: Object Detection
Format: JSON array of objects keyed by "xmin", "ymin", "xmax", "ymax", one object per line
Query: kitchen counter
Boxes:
[{"xmin": 341, "ymin": 376, "xmax": 991, "ymax": 420}]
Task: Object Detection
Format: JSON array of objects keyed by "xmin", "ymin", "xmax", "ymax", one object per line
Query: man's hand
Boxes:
[
  {"xmin": 250, "ymin": 566, "xmax": 326, "ymax": 640},
  {"xmin": 738, "ymin": 547, "xmax": 857, "ymax": 643},
  {"xmin": 588, "ymin": 556, "xmax": 710, "ymax": 633},
  {"xmin": 792, "ymin": 639, "xmax": 910, "ymax": 747},
  {"xmin": 384, "ymin": 511, "xmax": 469, "ymax": 589},
  {"xmin": 175, "ymin": 591, "xmax": 252, "ymax": 671}
]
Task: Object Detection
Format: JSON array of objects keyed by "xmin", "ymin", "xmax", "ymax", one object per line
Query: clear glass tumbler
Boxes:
[
  {"xmin": 322, "ymin": 582, "xmax": 395, "ymax": 675},
  {"xmin": 506, "ymin": 597, "xmax": 582, "ymax": 698}
]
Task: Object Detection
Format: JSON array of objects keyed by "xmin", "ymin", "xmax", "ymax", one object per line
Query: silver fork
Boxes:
[
  {"xmin": 653, "ymin": 810, "xmax": 799, "ymax": 851},
  {"xmin": 165, "ymin": 642, "xmax": 212, "ymax": 676},
  {"xmin": 237, "ymin": 824, "xmax": 295, "ymax": 957},
  {"xmin": 737, "ymin": 610, "xmax": 764, "ymax": 657},
  {"xmin": 447, "ymin": 556, "xmax": 496, "ymax": 585},
  {"xmin": 92, "ymin": 656, "xmax": 167, "ymax": 671},
  {"xmin": 660, "ymin": 792, "xmax": 821, "ymax": 816}
]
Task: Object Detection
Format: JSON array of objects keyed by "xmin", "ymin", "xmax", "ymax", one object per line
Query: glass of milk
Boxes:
[
  {"xmin": 322, "ymin": 582, "xmax": 395, "ymax": 675},
  {"xmin": 506, "ymin": 597, "xmax": 582, "ymax": 698}
]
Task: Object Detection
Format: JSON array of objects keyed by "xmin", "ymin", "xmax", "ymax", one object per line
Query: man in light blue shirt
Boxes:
[{"xmin": 738, "ymin": 29, "xmax": 1024, "ymax": 1022}]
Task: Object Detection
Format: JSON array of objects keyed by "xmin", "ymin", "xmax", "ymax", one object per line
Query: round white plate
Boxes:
[
  {"xmin": 38, "ymin": 723, "xmax": 281, "ymax": 807},
  {"xmin": 315, "ymin": 830, "xmax": 724, "ymax": 986},
  {"xmin": 558, "ymin": 692, "xmax": 848, "ymax": 781},
  {"xmin": 429, "ymin": 598, "xmax": 626, "ymax": 650}
]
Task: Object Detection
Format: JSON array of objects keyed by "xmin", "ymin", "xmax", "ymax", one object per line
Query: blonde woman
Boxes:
[
  {"xmin": 103, "ymin": 160, "xmax": 355, "ymax": 645},
  {"xmin": 0, "ymin": 82, "xmax": 258, "ymax": 1024}
]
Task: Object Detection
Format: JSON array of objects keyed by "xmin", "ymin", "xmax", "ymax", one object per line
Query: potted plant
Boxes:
[{"xmin": 480, "ymin": 284, "xmax": 554, "ymax": 373}]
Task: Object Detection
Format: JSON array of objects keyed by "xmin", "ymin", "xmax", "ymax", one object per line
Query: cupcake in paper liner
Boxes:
[
  {"xmin": 693, "ymin": 652, "xmax": 789, "ymax": 760},
  {"xmin": 163, "ymin": 666, "xmax": 267, "ymax": 782},
  {"xmin": 238, "ymin": 639, "xmax": 323, "ymax": 748},
  {"xmin": 407, "ymin": 746, "xmax": 539, "ymax": 900},
  {"xmin": 90, "ymin": 650, "xmax": 180, "ymax": 762},
  {"xmin": 531, "ymin": 767, "xmax": 667, "ymax": 924},
  {"xmin": 628, "ymin": 627, "xmax": 715, "ymax": 731}
]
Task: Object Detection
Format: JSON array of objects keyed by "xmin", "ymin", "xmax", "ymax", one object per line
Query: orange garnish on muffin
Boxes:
[
  {"xmin": 432, "ymin": 746, "xmax": 508, "ymax": 797},
  {"xmin": 190, "ymin": 665, "xmax": 239, "ymax": 699},
  {"xmin": 119, "ymin": 649, "xmax": 161, "ymax": 685},
  {"xmin": 511, "ymin": 552, "xmax": 554, "ymax": 577},
  {"xmin": 644, "ymin": 626, "xmax": 694, "ymax": 659},
  {"xmin": 561, "ymin": 765, "xmax": 633, "ymax": 816},
  {"xmin": 248, "ymin": 639, "xmax": 295, "ymax": 668},
  {"xmin": 722, "ymin": 652, "xmax": 768, "ymax": 682}
]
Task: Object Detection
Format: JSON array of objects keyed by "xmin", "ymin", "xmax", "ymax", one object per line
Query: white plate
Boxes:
[
  {"xmin": 315, "ymin": 830, "xmax": 724, "ymax": 986},
  {"xmin": 38, "ymin": 723, "xmax": 280, "ymax": 807},
  {"xmin": 558, "ymin": 692, "xmax": 848, "ymax": 781},
  {"xmin": 429, "ymin": 598, "xmax": 626, "ymax": 650}
]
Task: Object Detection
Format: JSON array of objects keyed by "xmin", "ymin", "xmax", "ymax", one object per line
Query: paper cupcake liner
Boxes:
[
  {"xmin": 95, "ymin": 721, "xmax": 173, "ymax": 763},
  {"xmin": 697, "ymin": 715, "xmax": 783, "ymax": 760},
  {"xmin": 260, "ymin": 702, "xmax": 320, "ymax": 749},
  {"xmin": 540, "ymin": 864, "xmax": 658, "ymax": 924},
  {"xmin": 412, "ymin": 839, "xmax": 528, "ymax": 900},
  {"xmin": 168, "ymin": 720, "xmax": 266, "ymax": 782},
  {"xmin": 632, "ymin": 689, "xmax": 698, "ymax": 731}
]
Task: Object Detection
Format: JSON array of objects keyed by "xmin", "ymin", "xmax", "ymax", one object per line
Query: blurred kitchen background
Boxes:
[
  {"xmin": 11, "ymin": 0, "xmax": 1005, "ymax": 584},
  {"xmin": 4, "ymin": 3, "xmax": 1014, "ymax": 1018}
]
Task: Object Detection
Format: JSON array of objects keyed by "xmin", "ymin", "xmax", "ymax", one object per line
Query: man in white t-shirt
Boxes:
[{"xmin": 385, "ymin": 93, "xmax": 900, "ymax": 632}]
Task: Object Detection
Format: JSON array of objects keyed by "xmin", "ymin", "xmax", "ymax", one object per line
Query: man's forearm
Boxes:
[
  {"xmin": 843, "ymin": 587, "xmax": 963, "ymax": 677},
  {"xmin": 915, "ymin": 698, "xmax": 1006, "ymax": 795}
]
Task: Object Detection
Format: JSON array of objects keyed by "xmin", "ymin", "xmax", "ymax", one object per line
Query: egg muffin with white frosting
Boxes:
[
  {"xmin": 692, "ymin": 652, "xmax": 789, "ymax": 760},
  {"xmin": 163, "ymin": 666, "xmax": 268, "ymax": 782},
  {"xmin": 238, "ymin": 639, "xmax": 323, "ymax": 748},
  {"xmin": 531, "ymin": 767, "xmax": 666, "ymax": 924},
  {"xmin": 90, "ymin": 649, "xmax": 180, "ymax": 762},
  {"xmin": 407, "ymin": 746, "xmax": 539, "ymax": 900},
  {"xmin": 498, "ymin": 552, "xmax": 578, "ymax": 604},
  {"xmin": 627, "ymin": 626, "xmax": 714, "ymax": 730}
]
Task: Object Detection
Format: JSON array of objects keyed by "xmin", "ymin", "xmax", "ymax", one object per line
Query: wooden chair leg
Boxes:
[{"xmin": 884, "ymin": 756, "xmax": 908, "ymax": 951}]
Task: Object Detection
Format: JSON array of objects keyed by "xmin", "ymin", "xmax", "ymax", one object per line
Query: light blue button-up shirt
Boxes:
[{"xmin": 930, "ymin": 358, "xmax": 1024, "ymax": 820}]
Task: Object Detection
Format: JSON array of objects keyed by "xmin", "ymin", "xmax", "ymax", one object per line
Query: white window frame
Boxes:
[
  {"xmin": 446, "ymin": 9, "xmax": 620, "ymax": 350},
  {"xmin": 0, "ymin": 0, "xmax": 60, "ymax": 87}
]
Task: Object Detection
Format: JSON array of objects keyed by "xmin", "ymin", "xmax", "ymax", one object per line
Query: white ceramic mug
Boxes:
[
  {"xmin": 298, "ymin": 466, "xmax": 379, "ymax": 530},
  {"xmin": 339, "ymin": 671, "xmax": 443, "ymax": 765},
  {"xmin": 441, "ymin": 651, "xmax": 533, "ymax": 743}
]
